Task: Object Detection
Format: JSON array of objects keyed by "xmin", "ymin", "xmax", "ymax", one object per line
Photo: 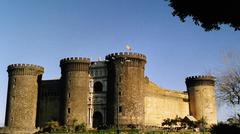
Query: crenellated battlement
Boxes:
[
  {"xmin": 60, "ymin": 57, "xmax": 90, "ymax": 72},
  {"xmin": 7, "ymin": 64, "xmax": 44, "ymax": 76},
  {"xmin": 105, "ymin": 52, "xmax": 146, "ymax": 61},
  {"xmin": 186, "ymin": 75, "xmax": 215, "ymax": 81},
  {"xmin": 8, "ymin": 64, "xmax": 44, "ymax": 71},
  {"xmin": 60, "ymin": 57, "xmax": 90, "ymax": 65},
  {"xmin": 186, "ymin": 75, "xmax": 215, "ymax": 87}
]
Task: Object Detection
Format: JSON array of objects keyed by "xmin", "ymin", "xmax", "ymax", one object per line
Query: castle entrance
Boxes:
[{"xmin": 93, "ymin": 111, "xmax": 103, "ymax": 128}]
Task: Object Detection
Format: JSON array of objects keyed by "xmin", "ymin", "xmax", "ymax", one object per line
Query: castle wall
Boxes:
[
  {"xmin": 188, "ymin": 85, "xmax": 217, "ymax": 125},
  {"xmin": 88, "ymin": 61, "xmax": 108, "ymax": 128},
  {"xmin": 144, "ymin": 81, "xmax": 189, "ymax": 126},
  {"xmin": 186, "ymin": 76, "xmax": 217, "ymax": 126},
  {"xmin": 60, "ymin": 57, "xmax": 90, "ymax": 125},
  {"xmin": 106, "ymin": 52, "xmax": 146, "ymax": 128},
  {"xmin": 37, "ymin": 80, "xmax": 61, "ymax": 127},
  {"xmin": 5, "ymin": 64, "xmax": 43, "ymax": 131},
  {"xmin": 2, "ymin": 52, "xmax": 217, "ymax": 132}
]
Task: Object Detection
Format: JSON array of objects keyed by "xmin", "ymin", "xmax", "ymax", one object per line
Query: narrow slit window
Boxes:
[
  {"xmin": 119, "ymin": 91, "xmax": 122, "ymax": 96},
  {"xmin": 68, "ymin": 108, "xmax": 70, "ymax": 114},
  {"xmin": 119, "ymin": 106, "xmax": 122, "ymax": 113}
]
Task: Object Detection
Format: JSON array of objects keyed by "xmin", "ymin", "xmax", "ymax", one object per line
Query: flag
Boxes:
[{"xmin": 125, "ymin": 44, "xmax": 132, "ymax": 51}]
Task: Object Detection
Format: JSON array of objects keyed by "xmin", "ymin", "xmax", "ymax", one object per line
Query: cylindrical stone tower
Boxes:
[
  {"xmin": 185, "ymin": 75, "xmax": 217, "ymax": 126},
  {"xmin": 106, "ymin": 52, "xmax": 146, "ymax": 128},
  {"xmin": 60, "ymin": 57, "xmax": 90, "ymax": 125},
  {"xmin": 5, "ymin": 64, "xmax": 44, "ymax": 131}
]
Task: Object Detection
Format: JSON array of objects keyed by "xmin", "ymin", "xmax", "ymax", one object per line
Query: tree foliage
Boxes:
[
  {"xmin": 217, "ymin": 68, "xmax": 240, "ymax": 105},
  {"xmin": 227, "ymin": 114, "xmax": 240, "ymax": 126},
  {"xmin": 210, "ymin": 122, "xmax": 240, "ymax": 134},
  {"xmin": 166, "ymin": 0, "xmax": 240, "ymax": 31}
]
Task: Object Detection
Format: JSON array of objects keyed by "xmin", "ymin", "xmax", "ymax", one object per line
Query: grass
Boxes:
[{"xmin": 38, "ymin": 129, "xmax": 209, "ymax": 134}]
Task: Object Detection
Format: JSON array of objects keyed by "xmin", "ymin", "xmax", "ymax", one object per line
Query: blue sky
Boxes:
[{"xmin": 0, "ymin": 0, "xmax": 239, "ymax": 126}]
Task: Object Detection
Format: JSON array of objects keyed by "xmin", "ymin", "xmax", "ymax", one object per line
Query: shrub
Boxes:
[
  {"xmin": 227, "ymin": 114, "xmax": 240, "ymax": 126},
  {"xmin": 195, "ymin": 117, "xmax": 208, "ymax": 132},
  {"xmin": 40, "ymin": 120, "xmax": 60, "ymax": 133},
  {"xmin": 210, "ymin": 123, "xmax": 240, "ymax": 134},
  {"xmin": 127, "ymin": 124, "xmax": 137, "ymax": 129},
  {"xmin": 37, "ymin": 119, "xmax": 87, "ymax": 133},
  {"xmin": 162, "ymin": 116, "xmax": 208, "ymax": 131},
  {"xmin": 97, "ymin": 124, "xmax": 108, "ymax": 130},
  {"xmin": 75, "ymin": 122, "xmax": 87, "ymax": 132}
]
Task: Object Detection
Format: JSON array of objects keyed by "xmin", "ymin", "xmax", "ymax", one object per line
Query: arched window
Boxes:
[{"xmin": 94, "ymin": 81, "xmax": 103, "ymax": 92}]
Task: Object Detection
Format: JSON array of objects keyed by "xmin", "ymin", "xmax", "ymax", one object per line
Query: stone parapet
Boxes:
[
  {"xmin": 60, "ymin": 57, "xmax": 90, "ymax": 72},
  {"xmin": 185, "ymin": 75, "xmax": 215, "ymax": 87},
  {"xmin": 105, "ymin": 52, "xmax": 146, "ymax": 62},
  {"xmin": 7, "ymin": 64, "xmax": 44, "ymax": 76},
  {"xmin": 60, "ymin": 57, "xmax": 90, "ymax": 64}
]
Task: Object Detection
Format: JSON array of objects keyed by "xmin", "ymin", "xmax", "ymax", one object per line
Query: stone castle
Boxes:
[{"xmin": 1, "ymin": 52, "xmax": 217, "ymax": 133}]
